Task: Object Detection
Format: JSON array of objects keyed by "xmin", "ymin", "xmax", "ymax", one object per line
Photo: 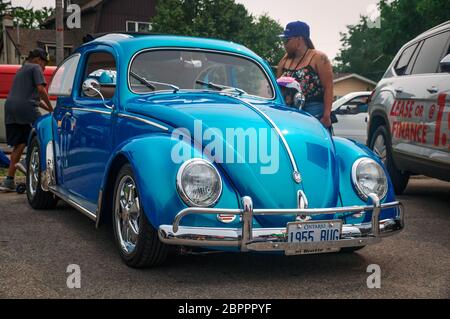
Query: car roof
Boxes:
[
  {"xmin": 412, "ymin": 20, "xmax": 450, "ymax": 41},
  {"xmin": 78, "ymin": 33, "xmax": 258, "ymax": 60}
]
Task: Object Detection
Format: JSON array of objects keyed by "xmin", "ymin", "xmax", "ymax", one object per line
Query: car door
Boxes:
[
  {"xmin": 48, "ymin": 54, "xmax": 81, "ymax": 187},
  {"xmin": 61, "ymin": 47, "xmax": 117, "ymax": 204},
  {"xmin": 423, "ymin": 35, "xmax": 450, "ymax": 164},
  {"xmin": 390, "ymin": 30, "xmax": 450, "ymax": 163},
  {"xmin": 333, "ymin": 94, "xmax": 369, "ymax": 143}
]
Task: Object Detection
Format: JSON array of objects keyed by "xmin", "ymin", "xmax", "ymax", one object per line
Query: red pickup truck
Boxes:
[{"xmin": 0, "ymin": 64, "xmax": 57, "ymax": 144}]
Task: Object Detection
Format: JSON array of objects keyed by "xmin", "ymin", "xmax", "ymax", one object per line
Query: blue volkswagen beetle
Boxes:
[{"xmin": 27, "ymin": 33, "xmax": 404, "ymax": 268}]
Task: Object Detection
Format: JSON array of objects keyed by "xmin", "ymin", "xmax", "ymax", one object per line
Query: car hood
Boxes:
[{"xmin": 126, "ymin": 93, "xmax": 339, "ymax": 224}]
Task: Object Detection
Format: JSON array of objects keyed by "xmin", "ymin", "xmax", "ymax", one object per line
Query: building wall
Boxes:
[
  {"xmin": 333, "ymin": 78, "xmax": 375, "ymax": 99},
  {"xmin": 97, "ymin": 0, "xmax": 156, "ymax": 32}
]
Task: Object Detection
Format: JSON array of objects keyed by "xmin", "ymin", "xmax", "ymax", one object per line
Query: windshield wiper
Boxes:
[
  {"xmin": 130, "ymin": 71, "xmax": 180, "ymax": 93},
  {"xmin": 196, "ymin": 80, "xmax": 246, "ymax": 96}
]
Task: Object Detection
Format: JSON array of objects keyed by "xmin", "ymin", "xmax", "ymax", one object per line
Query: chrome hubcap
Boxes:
[
  {"xmin": 373, "ymin": 134, "xmax": 387, "ymax": 165},
  {"xmin": 115, "ymin": 176, "xmax": 140, "ymax": 254},
  {"xmin": 28, "ymin": 147, "xmax": 39, "ymax": 197}
]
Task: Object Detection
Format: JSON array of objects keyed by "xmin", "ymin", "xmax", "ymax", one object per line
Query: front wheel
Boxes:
[
  {"xmin": 112, "ymin": 164, "xmax": 168, "ymax": 268},
  {"xmin": 369, "ymin": 125, "xmax": 409, "ymax": 195},
  {"xmin": 26, "ymin": 137, "xmax": 58, "ymax": 209}
]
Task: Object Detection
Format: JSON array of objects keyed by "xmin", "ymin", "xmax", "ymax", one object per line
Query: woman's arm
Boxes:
[{"xmin": 315, "ymin": 52, "xmax": 334, "ymax": 128}]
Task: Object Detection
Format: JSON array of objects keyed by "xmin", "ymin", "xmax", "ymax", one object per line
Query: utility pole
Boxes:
[{"xmin": 56, "ymin": 0, "xmax": 64, "ymax": 64}]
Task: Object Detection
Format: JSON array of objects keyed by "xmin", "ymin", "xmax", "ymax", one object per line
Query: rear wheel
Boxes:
[
  {"xmin": 26, "ymin": 137, "xmax": 58, "ymax": 209},
  {"xmin": 369, "ymin": 125, "xmax": 409, "ymax": 195},
  {"xmin": 112, "ymin": 164, "xmax": 168, "ymax": 268}
]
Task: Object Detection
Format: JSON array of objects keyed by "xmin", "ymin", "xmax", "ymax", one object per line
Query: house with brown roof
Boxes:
[
  {"xmin": 333, "ymin": 73, "xmax": 378, "ymax": 100},
  {"xmin": 1, "ymin": 0, "xmax": 156, "ymax": 65}
]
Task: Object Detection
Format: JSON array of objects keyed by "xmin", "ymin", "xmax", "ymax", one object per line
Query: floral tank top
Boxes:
[{"xmin": 282, "ymin": 54, "xmax": 324, "ymax": 103}]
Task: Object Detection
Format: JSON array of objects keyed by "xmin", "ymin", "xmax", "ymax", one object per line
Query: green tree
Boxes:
[
  {"xmin": 152, "ymin": 0, "xmax": 285, "ymax": 65},
  {"xmin": 335, "ymin": 0, "xmax": 450, "ymax": 81},
  {"xmin": 11, "ymin": 6, "xmax": 54, "ymax": 29},
  {"xmin": 0, "ymin": 0, "xmax": 10, "ymax": 13}
]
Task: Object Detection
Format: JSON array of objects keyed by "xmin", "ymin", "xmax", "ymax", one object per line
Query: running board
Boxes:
[{"xmin": 49, "ymin": 186, "xmax": 97, "ymax": 221}]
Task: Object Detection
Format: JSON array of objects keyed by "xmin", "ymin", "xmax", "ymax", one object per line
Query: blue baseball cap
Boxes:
[{"xmin": 279, "ymin": 21, "xmax": 310, "ymax": 39}]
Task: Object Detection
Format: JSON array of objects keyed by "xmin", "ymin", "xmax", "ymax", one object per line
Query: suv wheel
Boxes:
[{"xmin": 369, "ymin": 125, "xmax": 409, "ymax": 195}]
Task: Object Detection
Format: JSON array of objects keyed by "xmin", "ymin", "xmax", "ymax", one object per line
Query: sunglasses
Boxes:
[{"xmin": 282, "ymin": 37, "xmax": 296, "ymax": 44}]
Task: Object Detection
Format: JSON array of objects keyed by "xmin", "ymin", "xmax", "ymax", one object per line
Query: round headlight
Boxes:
[
  {"xmin": 176, "ymin": 159, "xmax": 222, "ymax": 207},
  {"xmin": 352, "ymin": 158, "xmax": 388, "ymax": 200}
]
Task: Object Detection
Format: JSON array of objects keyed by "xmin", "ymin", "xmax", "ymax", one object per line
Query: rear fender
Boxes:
[{"xmin": 28, "ymin": 114, "xmax": 56, "ymax": 190}]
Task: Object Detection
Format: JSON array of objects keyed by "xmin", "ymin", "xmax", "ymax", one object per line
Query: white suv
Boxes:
[{"xmin": 368, "ymin": 21, "xmax": 450, "ymax": 194}]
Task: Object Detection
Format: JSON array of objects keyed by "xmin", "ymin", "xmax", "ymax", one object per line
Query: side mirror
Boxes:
[
  {"xmin": 440, "ymin": 54, "xmax": 450, "ymax": 73},
  {"xmin": 82, "ymin": 78, "xmax": 102, "ymax": 98},
  {"xmin": 335, "ymin": 106, "xmax": 347, "ymax": 115},
  {"xmin": 294, "ymin": 92, "xmax": 306, "ymax": 110},
  {"xmin": 82, "ymin": 78, "xmax": 112, "ymax": 109}
]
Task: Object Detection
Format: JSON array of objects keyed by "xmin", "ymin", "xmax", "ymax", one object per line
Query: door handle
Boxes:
[
  {"xmin": 395, "ymin": 87, "xmax": 403, "ymax": 94},
  {"xmin": 427, "ymin": 86, "xmax": 439, "ymax": 94}
]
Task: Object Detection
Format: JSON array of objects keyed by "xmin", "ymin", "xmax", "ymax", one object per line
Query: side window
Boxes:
[
  {"xmin": 411, "ymin": 31, "xmax": 450, "ymax": 75},
  {"xmin": 48, "ymin": 54, "xmax": 80, "ymax": 96},
  {"xmin": 338, "ymin": 96, "xmax": 369, "ymax": 115},
  {"xmin": 394, "ymin": 43, "xmax": 419, "ymax": 76},
  {"xmin": 81, "ymin": 52, "xmax": 117, "ymax": 99}
]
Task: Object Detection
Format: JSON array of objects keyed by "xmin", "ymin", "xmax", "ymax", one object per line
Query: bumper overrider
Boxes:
[{"xmin": 158, "ymin": 193, "xmax": 404, "ymax": 254}]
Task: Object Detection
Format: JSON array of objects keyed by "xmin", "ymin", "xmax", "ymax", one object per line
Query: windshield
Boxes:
[{"xmin": 129, "ymin": 49, "xmax": 274, "ymax": 99}]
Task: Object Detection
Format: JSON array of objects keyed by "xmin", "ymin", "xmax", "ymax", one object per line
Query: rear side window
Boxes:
[
  {"xmin": 48, "ymin": 54, "xmax": 80, "ymax": 96},
  {"xmin": 81, "ymin": 52, "xmax": 117, "ymax": 99},
  {"xmin": 394, "ymin": 43, "xmax": 419, "ymax": 76},
  {"xmin": 411, "ymin": 31, "xmax": 450, "ymax": 75}
]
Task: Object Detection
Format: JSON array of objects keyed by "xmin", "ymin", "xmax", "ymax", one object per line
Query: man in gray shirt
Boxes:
[{"xmin": 0, "ymin": 48, "xmax": 53, "ymax": 192}]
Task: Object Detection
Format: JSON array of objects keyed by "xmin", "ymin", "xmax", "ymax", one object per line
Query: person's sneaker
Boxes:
[
  {"xmin": 15, "ymin": 159, "xmax": 27, "ymax": 175},
  {"xmin": 0, "ymin": 178, "xmax": 16, "ymax": 192}
]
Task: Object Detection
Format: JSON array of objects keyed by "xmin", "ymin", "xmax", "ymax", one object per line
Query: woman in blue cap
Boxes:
[{"xmin": 277, "ymin": 21, "xmax": 334, "ymax": 130}]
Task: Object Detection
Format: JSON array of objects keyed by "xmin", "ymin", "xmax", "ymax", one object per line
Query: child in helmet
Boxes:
[{"xmin": 277, "ymin": 76, "xmax": 302, "ymax": 108}]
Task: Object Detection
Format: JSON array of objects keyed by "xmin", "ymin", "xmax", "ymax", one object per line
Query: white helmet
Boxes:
[{"xmin": 277, "ymin": 76, "xmax": 301, "ymax": 93}]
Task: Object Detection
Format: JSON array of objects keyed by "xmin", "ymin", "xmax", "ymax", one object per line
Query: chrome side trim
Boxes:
[
  {"xmin": 71, "ymin": 107, "xmax": 112, "ymax": 115},
  {"xmin": 118, "ymin": 113, "xmax": 169, "ymax": 131},
  {"xmin": 236, "ymin": 98, "xmax": 302, "ymax": 183},
  {"xmin": 49, "ymin": 187, "xmax": 97, "ymax": 221}
]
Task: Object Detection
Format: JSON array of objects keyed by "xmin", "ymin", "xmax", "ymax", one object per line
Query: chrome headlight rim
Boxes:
[
  {"xmin": 351, "ymin": 157, "xmax": 388, "ymax": 201},
  {"xmin": 176, "ymin": 158, "xmax": 223, "ymax": 208}
]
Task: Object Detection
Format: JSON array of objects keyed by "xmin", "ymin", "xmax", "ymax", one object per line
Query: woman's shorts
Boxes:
[
  {"xmin": 6, "ymin": 123, "xmax": 32, "ymax": 147},
  {"xmin": 303, "ymin": 101, "xmax": 324, "ymax": 120}
]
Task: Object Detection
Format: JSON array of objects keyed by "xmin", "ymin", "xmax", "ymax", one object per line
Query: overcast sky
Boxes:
[{"xmin": 12, "ymin": 0, "xmax": 380, "ymax": 60}]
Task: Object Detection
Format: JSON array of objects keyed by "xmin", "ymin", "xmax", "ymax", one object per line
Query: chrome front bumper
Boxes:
[{"xmin": 158, "ymin": 194, "xmax": 404, "ymax": 253}]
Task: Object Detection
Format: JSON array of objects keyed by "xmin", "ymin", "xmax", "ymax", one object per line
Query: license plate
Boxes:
[{"xmin": 285, "ymin": 220, "xmax": 342, "ymax": 255}]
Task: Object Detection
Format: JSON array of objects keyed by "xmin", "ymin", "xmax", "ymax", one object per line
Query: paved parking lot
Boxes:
[{"xmin": 0, "ymin": 177, "xmax": 449, "ymax": 299}]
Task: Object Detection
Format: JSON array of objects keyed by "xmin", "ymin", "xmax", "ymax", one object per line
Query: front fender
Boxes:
[
  {"xmin": 101, "ymin": 133, "xmax": 242, "ymax": 229},
  {"xmin": 333, "ymin": 137, "xmax": 397, "ymax": 223}
]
